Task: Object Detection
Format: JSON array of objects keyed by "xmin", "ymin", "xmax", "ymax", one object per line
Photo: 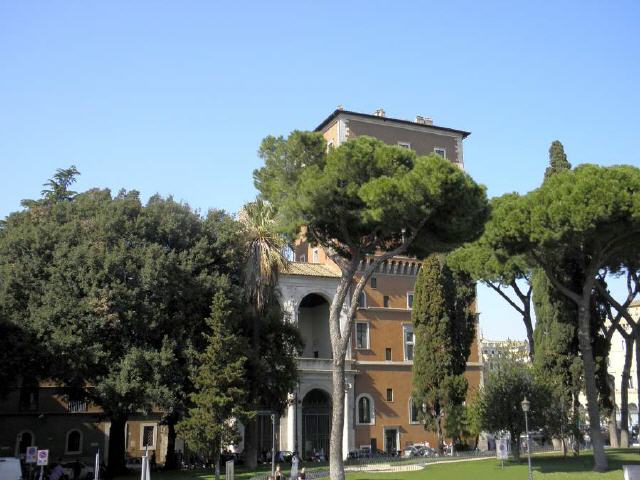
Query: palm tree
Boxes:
[
  {"xmin": 239, "ymin": 199, "xmax": 289, "ymax": 313},
  {"xmin": 238, "ymin": 199, "xmax": 290, "ymax": 468}
]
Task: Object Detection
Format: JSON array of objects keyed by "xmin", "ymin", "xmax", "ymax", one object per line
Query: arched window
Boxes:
[
  {"xmin": 357, "ymin": 291, "xmax": 366, "ymax": 309},
  {"xmin": 409, "ymin": 398, "xmax": 421, "ymax": 424},
  {"xmin": 65, "ymin": 429, "xmax": 82, "ymax": 455},
  {"xmin": 357, "ymin": 394, "xmax": 374, "ymax": 425},
  {"xmin": 15, "ymin": 430, "xmax": 35, "ymax": 457}
]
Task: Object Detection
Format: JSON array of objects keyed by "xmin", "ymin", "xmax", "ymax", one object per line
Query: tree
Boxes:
[
  {"xmin": 485, "ymin": 164, "xmax": 640, "ymax": 471},
  {"xmin": 0, "ymin": 314, "xmax": 43, "ymax": 399},
  {"xmin": 0, "ymin": 178, "xmax": 243, "ymax": 475},
  {"xmin": 544, "ymin": 141, "xmax": 571, "ymax": 180},
  {"xmin": 477, "ymin": 358, "xmax": 550, "ymax": 461},
  {"xmin": 176, "ymin": 292, "xmax": 251, "ymax": 480},
  {"xmin": 237, "ymin": 199, "xmax": 299, "ymax": 469},
  {"xmin": 532, "ymin": 269, "xmax": 583, "ymax": 455},
  {"xmin": 254, "ymin": 134, "xmax": 489, "ymax": 480},
  {"xmin": 411, "ymin": 254, "xmax": 476, "ymax": 454},
  {"xmin": 448, "ymin": 229, "xmax": 534, "ymax": 358}
]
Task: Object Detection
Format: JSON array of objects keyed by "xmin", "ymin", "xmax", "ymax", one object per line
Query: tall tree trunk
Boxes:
[
  {"xmin": 329, "ymin": 356, "xmax": 346, "ymax": 480},
  {"xmin": 106, "ymin": 415, "xmax": 128, "ymax": 477},
  {"xmin": 636, "ymin": 337, "xmax": 640, "ymax": 435},
  {"xmin": 523, "ymin": 301, "xmax": 534, "ymax": 359},
  {"xmin": 572, "ymin": 393, "xmax": 580, "ymax": 456},
  {"xmin": 511, "ymin": 434, "xmax": 520, "ymax": 462},
  {"xmin": 608, "ymin": 374, "xmax": 620, "ymax": 448},
  {"xmin": 577, "ymin": 301, "xmax": 608, "ymax": 471},
  {"xmin": 621, "ymin": 336, "xmax": 634, "ymax": 447},
  {"xmin": 164, "ymin": 419, "xmax": 178, "ymax": 470},
  {"xmin": 214, "ymin": 450, "xmax": 221, "ymax": 480},
  {"xmin": 435, "ymin": 409, "xmax": 444, "ymax": 456},
  {"xmin": 244, "ymin": 421, "xmax": 258, "ymax": 469}
]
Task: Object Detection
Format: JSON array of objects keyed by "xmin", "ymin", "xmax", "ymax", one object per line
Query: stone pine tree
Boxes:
[
  {"xmin": 486, "ymin": 164, "xmax": 640, "ymax": 472},
  {"xmin": 176, "ymin": 291, "xmax": 251, "ymax": 480},
  {"xmin": 411, "ymin": 254, "xmax": 476, "ymax": 455},
  {"xmin": 254, "ymin": 133, "xmax": 489, "ymax": 480},
  {"xmin": 448, "ymin": 225, "xmax": 534, "ymax": 358}
]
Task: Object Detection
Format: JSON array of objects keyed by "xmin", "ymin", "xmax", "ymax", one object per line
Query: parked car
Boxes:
[
  {"xmin": 0, "ymin": 457, "xmax": 23, "ymax": 480},
  {"xmin": 60, "ymin": 460, "xmax": 100, "ymax": 480}
]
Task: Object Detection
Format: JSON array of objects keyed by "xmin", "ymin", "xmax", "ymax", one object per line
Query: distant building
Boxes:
[
  {"xmin": 606, "ymin": 300, "xmax": 640, "ymax": 428},
  {"xmin": 481, "ymin": 337, "xmax": 529, "ymax": 378}
]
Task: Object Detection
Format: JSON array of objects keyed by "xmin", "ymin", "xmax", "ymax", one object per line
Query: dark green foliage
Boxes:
[
  {"xmin": 255, "ymin": 134, "xmax": 490, "ymax": 259},
  {"xmin": 0, "ymin": 181, "xmax": 244, "ymax": 473},
  {"xmin": 476, "ymin": 358, "xmax": 551, "ymax": 461},
  {"xmin": 411, "ymin": 254, "xmax": 476, "ymax": 453},
  {"xmin": 177, "ymin": 292, "xmax": 251, "ymax": 480},
  {"xmin": 544, "ymin": 141, "xmax": 571, "ymax": 180}
]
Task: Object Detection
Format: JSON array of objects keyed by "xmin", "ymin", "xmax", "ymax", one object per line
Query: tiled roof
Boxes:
[{"xmin": 283, "ymin": 262, "xmax": 341, "ymax": 278}]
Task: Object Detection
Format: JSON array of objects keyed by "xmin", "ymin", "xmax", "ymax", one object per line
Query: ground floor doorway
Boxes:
[{"xmin": 302, "ymin": 389, "xmax": 331, "ymax": 460}]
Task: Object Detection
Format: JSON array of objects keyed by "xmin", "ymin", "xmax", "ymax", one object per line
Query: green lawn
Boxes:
[
  {"xmin": 348, "ymin": 449, "xmax": 640, "ymax": 480},
  {"xmin": 115, "ymin": 449, "xmax": 640, "ymax": 480}
]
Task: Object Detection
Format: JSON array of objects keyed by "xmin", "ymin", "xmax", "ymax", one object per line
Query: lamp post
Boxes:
[
  {"xmin": 271, "ymin": 413, "xmax": 276, "ymax": 477},
  {"xmin": 521, "ymin": 396, "xmax": 533, "ymax": 480}
]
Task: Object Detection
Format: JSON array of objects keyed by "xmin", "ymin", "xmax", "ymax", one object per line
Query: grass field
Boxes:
[{"xmin": 115, "ymin": 449, "xmax": 640, "ymax": 480}]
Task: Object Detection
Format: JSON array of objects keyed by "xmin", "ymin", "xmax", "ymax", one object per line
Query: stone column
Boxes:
[
  {"xmin": 287, "ymin": 401, "xmax": 295, "ymax": 452},
  {"xmin": 342, "ymin": 383, "xmax": 355, "ymax": 458}
]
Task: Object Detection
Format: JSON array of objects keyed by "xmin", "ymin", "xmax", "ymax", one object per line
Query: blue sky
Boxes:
[{"xmin": 1, "ymin": 1, "xmax": 639, "ymax": 340}]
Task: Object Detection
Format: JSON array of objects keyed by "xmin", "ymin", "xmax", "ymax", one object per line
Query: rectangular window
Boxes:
[
  {"xmin": 407, "ymin": 292, "xmax": 414, "ymax": 309},
  {"xmin": 19, "ymin": 382, "xmax": 39, "ymax": 412},
  {"xmin": 371, "ymin": 277, "xmax": 377, "ymax": 289},
  {"xmin": 385, "ymin": 348, "xmax": 392, "ymax": 361},
  {"xmin": 355, "ymin": 322, "xmax": 370, "ymax": 349},
  {"xmin": 434, "ymin": 148, "xmax": 446, "ymax": 158},
  {"xmin": 383, "ymin": 296, "xmax": 390, "ymax": 308},
  {"xmin": 404, "ymin": 325, "xmax": 415, "ymax": 361},
  {"xmin": 141, "ymin": 424, "xmax": 156, "ymax": 449},
  {"xmin": 386, "ymin": 388, "xmax": 394, "ymax": 402},
  {"xmin": 410, "ymin": 400, "xmax": 420, "ymax": 423},
  {"xmin": 312, "ymin": 248, "xmax": 319, "ymax": 263},
  {"xmin": 398, "ymin": 142, "xmax": 411, "ymax": 149}
]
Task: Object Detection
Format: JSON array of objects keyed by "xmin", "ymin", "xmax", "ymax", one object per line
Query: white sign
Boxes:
[
  {"xmin": 36, "ymin": 449, "xmax": 49, "ymax": 466},
  {"xmin": 26, "ymin": 446, "xmax": 38, "ymax": 464},
  {"xmin": 496, "ymin": 439, "xmax": 509, "ymax": 460}
]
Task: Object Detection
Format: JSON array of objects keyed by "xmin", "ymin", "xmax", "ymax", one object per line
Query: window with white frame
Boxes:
[
  {"xmin": 65, "ymin": 429, "xmax": 82, "ymax": 454},
  {"xmin": 434, "ymin": 147, "xmax": 446, "ymax": 158},
  {"xmin": 357, "ymin": 291, "xmax": 366, "ymax": 309},
  {"xmin": 357, "ymin": 394, "xmax": 375, "ymax": 425},
  {"xmin": 140, "ymin": 424, "xmax": 157, "ymax": 450},
  {"xmin": 403, "ymin": 325, "xmax": 415, "ymax": 361},
  {"xmin": 407, "ymin": 292, "xmax": 414, "ymax": 309},
  {"xmin": 409, "ymin": 398, "xmax": 420, "ymax": 424},
  {"xmin": 398, "ymin": 142, "xmax": 411, "ymax": 149},
  {"xmin": 355, "ymin": 322, "xmax": 370, "ymax": 349}
]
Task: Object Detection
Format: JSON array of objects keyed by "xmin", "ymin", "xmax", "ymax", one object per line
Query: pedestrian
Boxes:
[
  {"xmin": 275, "ymin": 464, "xmax": 284, "ymax": 480},
  {"xmin": 298, "ymin": 467, "xmax": 306, "ymax": 480},
  {"xmin": 49, "ymin": 462, "xmax": 65, "ymax": 480}
]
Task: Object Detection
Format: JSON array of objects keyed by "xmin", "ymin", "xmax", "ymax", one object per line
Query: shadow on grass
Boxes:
[{"xmin": 527, "ymin": 448, "xmax": 640, "ymax": 474}]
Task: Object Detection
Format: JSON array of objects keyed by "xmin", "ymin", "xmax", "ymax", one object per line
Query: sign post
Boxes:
[
  {"xmin": 37, "ymin": 449, "xmax": 49, "ymax": 480},
  {"xmin": 496, "ymin": 438, "xmax": 508, "ymax": 469}
]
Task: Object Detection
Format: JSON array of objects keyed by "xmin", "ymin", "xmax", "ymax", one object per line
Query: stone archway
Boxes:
[
  {"xmin": 298, "ymin": 294, "xmax": 331, "ymax": 359},
  {"xmin": 301, "ymin": 388, "xmax": 332, "ymax": 460}
]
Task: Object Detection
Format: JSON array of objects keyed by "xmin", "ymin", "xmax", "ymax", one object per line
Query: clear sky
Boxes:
[{"xmin": 1, "ymin": 1, "xmax": 639, "ymax": 340}]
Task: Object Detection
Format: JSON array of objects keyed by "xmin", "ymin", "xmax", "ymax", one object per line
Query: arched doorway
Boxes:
[
  {"xmin": 15, "ymin": 430, "xmax": 34, "ymax": 458},
  {"xmin": 298, "ymin": 294, "xmax": 331, "ymax": 359},
  {"xmin": 302, "ymin": 389, "xmax": 331, "ymax": 460}
]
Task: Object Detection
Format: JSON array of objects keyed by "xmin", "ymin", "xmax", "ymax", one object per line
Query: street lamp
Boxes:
[
  {"xmin": 521, "ymin": 396, "xmax": 533, "ymax": 480},
  {"xmin": 271, "ymin": 413, "xmax": 276, "ymax": 477}
]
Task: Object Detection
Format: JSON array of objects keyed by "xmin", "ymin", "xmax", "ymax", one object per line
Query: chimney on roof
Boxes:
[
  {"xmin": 415, "ymin": 115, "xmax": 433, "ymax": 125},
  {"xmin": 373, "ymin": 108, "xmax": 386, "ymax": 117}
]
